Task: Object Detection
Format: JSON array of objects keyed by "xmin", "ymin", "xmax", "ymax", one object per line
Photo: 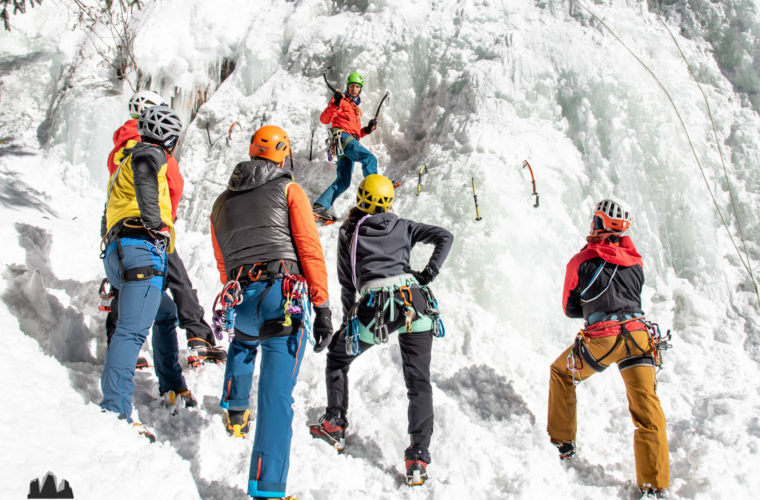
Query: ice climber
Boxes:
[
  {"xmin": 100, "ymin": 105, "xmax": 195, "ymax": 430},
  {"xmin": 210, "ymin": 125, "xmax": 334, "ymax": 500},
  {"xmin": 308, "ymin": 174, "xmax": 454, "ymax": 486},
  {"xmin": 105, "ymin": 90, "xmax": 227, "ymax": 369},
  {"xmin": 312, "ymin": 71, "xmax": 378, "ymax": 223},
  {"xmin": 547, "ymin": 199, "xmax": 669, "ymax": 498}
]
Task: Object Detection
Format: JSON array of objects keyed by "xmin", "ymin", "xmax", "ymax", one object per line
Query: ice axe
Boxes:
[
  {"xmin": 416, "ymin": 164, "xmax": 427, "ymax": 196},
  {"xmin": 322, "ymin": 67, "xmax": 339, "ymax": 93},
  {"xmin": 225, "ymin": 121, "xmax": 242, "ymax": 147},
  {"xmin": 373, "ymin": 91, "xmax": 390, "ymax": 120},
  {"xmin": 471, "ymin": 177, "xmax": 483, "ymax": 221},
  {"xmin": 522, "ymin": 160, "xmax": 540, "ymax": 208}
]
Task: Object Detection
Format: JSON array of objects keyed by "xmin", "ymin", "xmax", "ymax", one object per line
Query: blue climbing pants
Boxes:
[
  {"xmin": 219, "ymin": 280, "xmax": 307, "ymax": 498},
  {"xmin": 314, "ymin": 133, "xmax": 378, "ymax": 210},
  {"xmin": 101, "ymin": 236, "xmax": 183, "ymax": 421}
]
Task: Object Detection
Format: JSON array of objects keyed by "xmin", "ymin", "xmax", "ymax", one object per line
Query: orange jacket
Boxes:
[
  {"xmin": 107, "ymin": 119, "xmax": 184, "ymax": 219},
  {"xmin": 319, "ymin": 95, "xmax": 368, "ymax": 139}
]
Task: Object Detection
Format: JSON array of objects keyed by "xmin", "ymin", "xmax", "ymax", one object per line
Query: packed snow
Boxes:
[{"xmin": 1, "ymin": 0, "xmax": 759, "ymax": 498}]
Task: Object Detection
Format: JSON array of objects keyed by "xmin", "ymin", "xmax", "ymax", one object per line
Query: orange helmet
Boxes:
[
  {"xmin": 590, "ymin": 198, "xmax": 631, "ymax": 235},
  {"xmin": 249, "ymin": 125, "xmax": 290, "ymax": 163}
]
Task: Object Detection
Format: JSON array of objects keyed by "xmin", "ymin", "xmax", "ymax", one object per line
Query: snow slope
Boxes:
[{"xmin": 1, "ymin": 0, "xmax": 759, "ymax": 498}]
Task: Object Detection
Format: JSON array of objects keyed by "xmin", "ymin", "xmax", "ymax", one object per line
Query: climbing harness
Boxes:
[
  {"xmin": 522, "ymin": 160, "xmax": 540, "ymax": 208},
  {"xmin": 566, "ymin": 314, "xmax": 673, "ymax": 384},
  {"xmin": 344, "ymin": 216, "xmax": 445, "ymax": 354},
  {"xmin": 211, "ymin": 267, "xmax": 244, "ymax": 342},
  {"xmin": 98, "ymin": 278, "xmax": 114, "ymax": 312}
]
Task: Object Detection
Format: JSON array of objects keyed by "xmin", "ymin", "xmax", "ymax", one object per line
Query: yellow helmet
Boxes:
[
  {"xmin": 249, "ymin": 125, "xmax": 290, "ymax": 164},
  {"xmin": 356, "ymin": 174, "xmax": 394, "ymax": 214}
]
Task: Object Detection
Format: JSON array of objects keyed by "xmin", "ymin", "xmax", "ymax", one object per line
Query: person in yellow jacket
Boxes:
[{"xmin": 100, "ymin": 105, "xmax": 193, "ymax": 428}]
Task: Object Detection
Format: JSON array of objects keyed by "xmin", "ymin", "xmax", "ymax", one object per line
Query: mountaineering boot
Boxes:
[
  {"xmin": 161, "ymin": 389, "xmax": 198, "ymax": 415},
  {"xmin": 404, "ymin": 447, "xmax": 430, "ymax": 486},
  {"xmin": 640, "ymin": 488, "xmax": 667, "ymax": 499},
  {"xmin": 308, "ymin": 414, "xmax": 346, "ymax": 452},
  {"xmin": 405, "ymin": 460, "xmax": 428, "ymax": 486},
  {"xmin": 225, "ymin": 409, "xmax": 251, "ymax": 437},
  {"xmin": 187, "ymin": 338, "xmax": 227, "ymax": 366},
  {"xmin": 552, "ymin": 440, "xmax": 576, "ymax": 461},
  {"xmin": 136, "ymin": 355, "xmax": 150, "ymax": 370},
  {"xmin": 312, "ymin": 204, "xmax": 337, "ymax": 225}
]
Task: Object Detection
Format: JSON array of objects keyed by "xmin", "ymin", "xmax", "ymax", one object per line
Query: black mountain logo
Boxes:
[{"xmin": 27, "ymin": 471, "xmax": 74, "ymax": 499}]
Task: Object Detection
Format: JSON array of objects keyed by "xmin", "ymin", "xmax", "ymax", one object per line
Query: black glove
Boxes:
[
  {"xmin": 313, "ymin": 305, "xmax": 334, "ymax": 353},
  {"xmin": 362, "ymin": 118, "xmax": 377, "ymax": 135},
  {"xmin": 412, "ymin": 266, "xmax": 435, "ymax": 286},
  {"xmin": 333, "ymin": 91, "xmax": 343, "ymax": 107}
]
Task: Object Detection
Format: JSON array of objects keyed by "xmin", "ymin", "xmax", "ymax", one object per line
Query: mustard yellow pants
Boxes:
[{"xmin": 547, "ymin": 329, "xmax": 670, "ymax": 489}]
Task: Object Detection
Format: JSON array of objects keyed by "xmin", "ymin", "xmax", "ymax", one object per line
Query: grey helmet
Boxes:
[
  {"xmin": 138, "ymin": 105, "xmax": 182, "ymax": 149},
  {"xmin": 128, "ymin": 90, "xmax": 167, "ymax": 119}
]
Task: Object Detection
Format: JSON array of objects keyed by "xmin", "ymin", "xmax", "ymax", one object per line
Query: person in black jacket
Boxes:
[
  {"xmin": 309, "ymin": 174, "xmax": 453, "ymax": 487},
  {"xmin": 547, "ymin": 199, "xmax": 669, "ymax": 498}
]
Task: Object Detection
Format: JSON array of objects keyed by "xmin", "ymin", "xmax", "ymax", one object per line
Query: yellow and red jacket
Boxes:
[
  {"xmin": 108, "ymin": 119, "xmax": 184, "ymax": 220},
  {"xmin": 106, "ymin": 142, "xmax": 175, "ymax": 252},
  {"xmin": 319, "ymin": 95, "xmax": 368, "ymax": 139}
]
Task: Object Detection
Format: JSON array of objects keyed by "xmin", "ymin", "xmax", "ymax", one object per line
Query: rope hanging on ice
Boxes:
[{"xmin": 574, "ymin": 0, "xmax": 760, "ymax": 308}]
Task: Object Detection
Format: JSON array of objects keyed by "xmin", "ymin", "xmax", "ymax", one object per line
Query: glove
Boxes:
[
  {"xmin": 362, "ymin": 118, "xmax": 377, "ymax": 135},
  {"xmin": 333, "ymin": 91, "xmax": 343, "ymax": 107},
  {"xmin": 313, "ymin": 305, "xmax": 334, "ymax": 353},
  {"xmin": 412, "ymin": 266, "xmax": 435, "ymax": 286}
]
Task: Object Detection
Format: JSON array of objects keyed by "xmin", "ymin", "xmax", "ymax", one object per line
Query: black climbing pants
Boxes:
[{"xmin": 325, "ymin": 328, "xmax": 434, "ymax": 459}]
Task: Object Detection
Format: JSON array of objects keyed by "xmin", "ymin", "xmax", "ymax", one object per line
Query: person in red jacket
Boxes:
[
  {"xmin": 105, "ymin": 90, "xmax": 226, "ymax": 366},
  {"xmin": 312, "ymin": 71, "xmax": 378, "ymax": 222},
  {"xmin": 547, "ymin": 199, "xmax": 669, "ymax": 499},
  {"xmin": 210, "ymin": 125, "xmax": 333, "ymax": 500}
]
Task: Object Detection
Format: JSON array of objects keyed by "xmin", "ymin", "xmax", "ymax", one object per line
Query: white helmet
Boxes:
[
  {"xmin": 128, "ymin": 90, "xmax": 167, "ymax": 119},
  {"xmin": 138, "ymin": 105, "xmax": 182, "ymax": 149},
  {"xmin": 590, "ymin": 198, "xmax": 632, "ymax": 235}
]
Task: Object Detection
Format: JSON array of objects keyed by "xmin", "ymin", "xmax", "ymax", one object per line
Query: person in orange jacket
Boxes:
[
  {"xmin": 106, "ymin": 90, "xmax": 226, "ymax": 366},
  {"xmin": 547, "ymin": 199, "xmax": 669, "ymax": 499},
  {"xmin": 210, "ymin": 125, "xmax": 333, "ymax": 500},
  {"xmin": 312, "ymin": 71, "xmax": 378, "ymax": 222}
]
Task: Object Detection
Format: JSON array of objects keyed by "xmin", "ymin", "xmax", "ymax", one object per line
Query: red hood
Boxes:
[
  {"xmin": 107, "ymin": 119, "xmax": 140, "ymax": 175},
  {"xmin": 562, "ymin": 236, "xmax": 642, "ymax": 316},
  {"xmin": 575, "ymin": 235, "xmax": 642, "ymax": 268}
]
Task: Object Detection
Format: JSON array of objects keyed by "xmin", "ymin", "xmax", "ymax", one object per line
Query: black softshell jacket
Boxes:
[{"xmin": 337, "ymin": 212, "xmax": 453, "ymax": 316}]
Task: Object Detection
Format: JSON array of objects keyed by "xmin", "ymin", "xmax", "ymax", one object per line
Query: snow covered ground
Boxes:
[{"xmin": 1, "ymin": 0, "xmax": 759, "ymax": 498}]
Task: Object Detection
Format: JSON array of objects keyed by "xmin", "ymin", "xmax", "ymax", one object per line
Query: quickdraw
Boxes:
[
  {"xmin": 98, "ymin": 278, "xmax": 114, "ymax": 312},
  {"xmin": 212, "ymin": 268, "xmax": 244, "ymax": 342},
  {"xmin": 281, "ymin": 273, "xmax": 311, "ymax": 336},
  {"xmin": 643, "ymin": 320, "xmax": 673, "ymax": 371},
  {"xmin": 326, "ymin": 129, "xmax": 345, "ymax": 164},
  {"xmin": 420, "ymin": 285, "xmax": 445, "ymax": 338}
]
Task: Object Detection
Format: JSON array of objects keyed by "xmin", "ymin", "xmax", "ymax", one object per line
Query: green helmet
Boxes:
[{"xmin": 346, "ymin": 72, "xmax": 364, "ymax": 88}]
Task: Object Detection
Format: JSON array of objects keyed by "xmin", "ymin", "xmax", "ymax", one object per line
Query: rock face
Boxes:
[{"xmin": 27, "ymin": 472, "xmax": 74, "ymax": 499}]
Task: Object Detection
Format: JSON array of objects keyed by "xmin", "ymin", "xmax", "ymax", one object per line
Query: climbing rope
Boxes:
[{"xmin": 575, "ymin": 0, "xmax": 760, "ymax": 308}]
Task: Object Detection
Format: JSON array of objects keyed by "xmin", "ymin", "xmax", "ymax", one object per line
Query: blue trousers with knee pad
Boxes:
[
  {"xmin": 219, "ymin": 279, "xmax": 307, "ymax": 498},
  {"xmin": 314, "ymin": 133, "xmax": 378, "ymax": 210},
  {"xmin": 101, "ymin": 236, "xmax": 183, "ymax": 421}
]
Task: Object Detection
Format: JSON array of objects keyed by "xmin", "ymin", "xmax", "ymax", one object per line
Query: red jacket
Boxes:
[
  {"xmin": 319, "ymin": 96, "xmax": 368, "ymax": 139},
  {"xmin": 107, "ymin": 119, "xmax": 184, "ymax": 219}
]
